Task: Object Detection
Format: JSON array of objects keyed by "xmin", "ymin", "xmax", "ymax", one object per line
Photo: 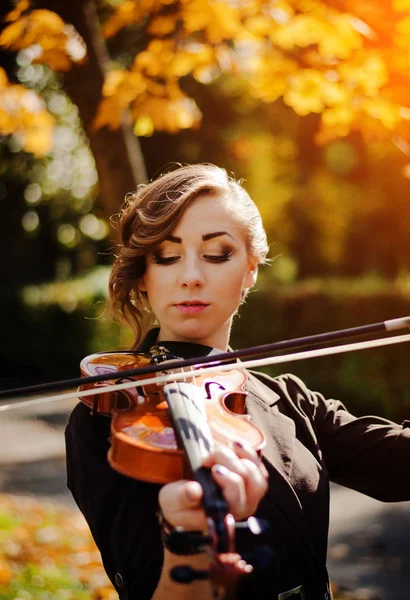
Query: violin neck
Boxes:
[
  {"xmin": 163, "ymin": 381, "xmax": 230, "ymax": 549},
  {"xmin": 164, "ymin": 381, "xmax": 213, "ymax": 471}
]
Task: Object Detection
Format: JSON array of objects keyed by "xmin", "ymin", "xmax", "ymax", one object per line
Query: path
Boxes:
[{"xmin": 0, "ymin": 397, "xmax": 409, "ymax": 599}]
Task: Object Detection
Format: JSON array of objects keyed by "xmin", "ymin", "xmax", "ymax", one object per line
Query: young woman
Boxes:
[{"xmin": 65, "ymin": 164, "xmax": 410, "ymax": 600}]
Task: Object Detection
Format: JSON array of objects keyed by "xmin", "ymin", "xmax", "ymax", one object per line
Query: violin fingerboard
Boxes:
[
  {"xmin": 164, "ymin": 382, "xmax": 230, "ymax": 552},
  {"xmin": 163, "ymin": 382, "xmax": 213, "ymax": 473}
]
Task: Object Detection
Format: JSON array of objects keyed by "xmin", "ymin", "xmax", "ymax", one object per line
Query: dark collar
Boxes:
[{"xmin": 137, "ymin": 328, "xmax": 226, "ymax": 360}]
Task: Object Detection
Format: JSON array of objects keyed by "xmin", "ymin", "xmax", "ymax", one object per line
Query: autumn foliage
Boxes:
[
  {"xmin": 1, "ymin": 0, "xmax": 410, "ymax": 156},
  {"xmin": 0, "ymin": 494, "xmax": 116, "ymax": 599},
  {"xmin": 0, "ymin": 65, "xmax": 54, "ymax": 154},
  {"xmin": 0, "ymin": 0, "xmax": 86, "ymax": 71}
]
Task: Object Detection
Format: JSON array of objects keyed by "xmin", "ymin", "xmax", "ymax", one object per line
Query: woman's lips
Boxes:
[{"xmin": 175, "ymin": 302, "xmax": 209, "ymax": 314}]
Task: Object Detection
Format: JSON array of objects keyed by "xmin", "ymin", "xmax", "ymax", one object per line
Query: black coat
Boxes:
[{"xmin": 65, "ymin": 337, "xmax": 410, "ymax": 600}]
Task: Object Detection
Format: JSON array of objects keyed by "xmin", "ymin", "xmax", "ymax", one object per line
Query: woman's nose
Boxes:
[{"xmin": 179, "ymin": 258, "xmax": 205, "ymax": 288}]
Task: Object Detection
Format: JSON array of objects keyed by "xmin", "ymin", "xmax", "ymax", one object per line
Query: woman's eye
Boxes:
[
  {"xmin": 204, "ymin": 252, "xmax": 233, "ymax": 263},
  {"xmin": 152, "ymin": 250, "xmax": 233, "ymax": 264},
  {"xmin": 152, "ymin": 254, "xmax": 179, "ymax": 265}
]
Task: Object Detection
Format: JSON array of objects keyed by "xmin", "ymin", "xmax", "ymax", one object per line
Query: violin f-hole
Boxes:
[
  {"xmin": 204, "ymin": 381, "xmax": 225, "ymax": 400},
  {"xmin": 222, "ymin": 392, "xmax": 247, "ymax": 416}
]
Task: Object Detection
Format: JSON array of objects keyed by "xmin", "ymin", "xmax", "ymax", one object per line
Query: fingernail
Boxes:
[
  {"xmin": 213, "ymin": 464, "xmax": 228, "ymax": 476},
  {"xmin": 186, "ymin": 483, "xmax": 201, "ymax": 501},
  {"xmin": 233, "ymin": 440, "xmax": 245, "ymax": 449},
  {"xmin": 234, "ymin": 439, "xmax": 251, "ymax": 452}
]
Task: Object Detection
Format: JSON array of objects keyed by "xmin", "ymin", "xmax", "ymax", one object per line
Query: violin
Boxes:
[
  {"xmin": 79, "ymin": 345, "xmax": 265, "ymax": 483},
  {"xmin": 79, "ymin": 344, "xmax": 268, "ymax": 596}
]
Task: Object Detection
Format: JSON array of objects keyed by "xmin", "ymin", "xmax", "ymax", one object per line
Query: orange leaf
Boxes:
[
  {"xmin": 0, "ymin": 18, "xmax": 29, "ymax": 50},
  {"xmin": 393, "ymin": 0, "xmax": 410, "ymax": 10},
  {"xmin": 0, "ymin": 8, "xmax": 85, "ymax": 71},
  {"xmin": 396, "ymin": 15, "xmax": 410, "ymax": 35},
  {"xmin": 32, "ymin": 48, "xmax": 73, "ymax": 71},
  {"xmin": 0, "ymin": 80, "xmax": 54, "ymax": 156},
  {"xmin": 0, "ymin": 111, "xmax": 14, "ymax": 136},
  {"xmin": 181, "ymin": 0, "xmax": 242, "ymax": 43},
  {"xmin": 102, "ymin": 1, "xmax": 143, "ymax": 39},
  {"xmin": 132, "ymin": 89, "xmax": 202, "ymax": 135},
  {"xmin": 29, "ymin": 9, "xmax": 66, "ymax": 34},
  {"xmin": 23, "ymin": 114, "xmax": 54, "ymax": 156},
  {"xmin": 93, "ymin": 96, "xmax": 124, "ymax": 130},
  {"xmin": 4, "ymin": 0, "xmax": 31, "ymax": 22},
  {"xmin": 147, "ymin": 15, "xmax": 177, "ymax": 36},
  {"xmin": 102, "ymin": 69, "xmax": 146, "ymax": 103},
  {"xmin": 0, "ymin": 67, "xmax": 9, "ymax": 90}
]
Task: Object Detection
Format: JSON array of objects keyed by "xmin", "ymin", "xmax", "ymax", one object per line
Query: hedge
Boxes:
[{"xmin": 232, "ymin": 278, "xmax": 410, "ymax": 422}]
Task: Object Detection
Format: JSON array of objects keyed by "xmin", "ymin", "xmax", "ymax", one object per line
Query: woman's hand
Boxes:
[{"xmin": 158, "ymin": 441, "xmax": 269, "ymax": 530}]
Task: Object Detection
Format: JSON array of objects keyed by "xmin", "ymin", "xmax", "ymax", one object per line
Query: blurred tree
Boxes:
[
  {"xmin": 1, "ymin": 0, "xmax": 410, "ymax": 229},
  {"xmin": 0, "ymin": 39, "xmax": 112, "ymax": 388},
  {"xmin": 0, "ymin": 0, "xmax": 146, "ymax": 224},
  {"xmin": 2, "ymin": 0, "xmax": 410, "ymax": 390}
]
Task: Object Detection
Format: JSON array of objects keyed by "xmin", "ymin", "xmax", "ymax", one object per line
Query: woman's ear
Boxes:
[
  {"xmin": 137, "ymin": 276, "xmax": 147, "ymax": 293},
  {"xmin": 244, "ymin": 261, "xmax": 258, "ymax": 289}
]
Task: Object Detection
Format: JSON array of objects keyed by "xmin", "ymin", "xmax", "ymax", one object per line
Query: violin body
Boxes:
[
  {"xmin": 80, "ymin": 347, "xmax": 270, "ymax": 597},
  {"xmin": 80, "ymin": 351, "xmax": 266, "ymax": 483},
  {"xmin": 79, "ymin": 351, "xmax": 152, "ymax": 415}
]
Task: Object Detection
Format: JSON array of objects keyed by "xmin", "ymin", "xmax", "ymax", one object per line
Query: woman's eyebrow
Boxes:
[
  {"xmin": 163, "ymin": 231, "xmax": 235, "ymax": 243},
  {"xmin": 202, "ymin": 231, "xmax": 235, "ymax": 241}
]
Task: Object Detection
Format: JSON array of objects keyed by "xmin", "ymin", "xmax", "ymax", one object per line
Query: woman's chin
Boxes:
[
  {"xmin": 161, "ymin": 315, "xmax": 230, "ymax": 347},
  {"xmin": 168, "ymin": 324, "xmax": 214, "ymax": 345}
]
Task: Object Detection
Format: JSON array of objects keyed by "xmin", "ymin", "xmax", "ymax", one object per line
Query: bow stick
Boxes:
[
  {"xmin": 1, "ymin": 316, "xmax": 409, "ymax": 402},
  {"xmin": 0, "ymin": 316, "xmax": 409, "ymax": 412}
]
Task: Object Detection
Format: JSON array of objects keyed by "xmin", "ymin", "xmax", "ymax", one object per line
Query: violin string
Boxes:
[
  {"xmin": 2, "ymin": 316, "xmax": 409, "ymax": 401},
  {"xmin": 1, "ymin": 332, "xmax": 409, "ymax": 413}
]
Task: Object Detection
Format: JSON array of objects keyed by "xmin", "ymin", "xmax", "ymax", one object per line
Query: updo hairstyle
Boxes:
[{"xmin": 108, "ymin": 163, "xmax": 269, "ymax": 348}]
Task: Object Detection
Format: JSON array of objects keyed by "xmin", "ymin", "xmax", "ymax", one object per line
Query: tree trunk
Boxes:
[{"xmin": 36, "ymin": 0, "xmax": 148, "ymax": 237}]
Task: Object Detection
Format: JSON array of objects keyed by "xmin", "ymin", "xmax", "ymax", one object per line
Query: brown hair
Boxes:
[{"xmin": 108, "ymin": 163, "xmax": 269, "ymax": 348}]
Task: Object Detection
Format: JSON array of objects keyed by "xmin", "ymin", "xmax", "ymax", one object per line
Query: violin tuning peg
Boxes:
[
  {"xmin": 166, "ymin": 528, "xmax": 212, "ymax": 555},
  {"xmin": 235, "ymin": 516, "xmax": 270, "ymax": 537},
  {"xmin": 170, "ymin": 565, "xmax": 209, "ymax": 584},
  {"xmin": 149, "ymin": 344, "xmax": 179, "ymax": 364},
  {"xmin": 234, "ymin": 517, "xmax": 270, "ymax": 556}
]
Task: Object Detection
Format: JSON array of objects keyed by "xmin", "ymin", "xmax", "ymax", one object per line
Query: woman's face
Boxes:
[{"xmin": 139, "ymin": 194, "xmax": 258, "ymax": 350}]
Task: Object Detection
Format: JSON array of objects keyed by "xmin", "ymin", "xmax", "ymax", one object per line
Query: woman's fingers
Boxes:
[
  {"xmin": 239, "ymin": 457, "xmax": 269, "ymax": 515},
  {"xmin": 203, "ymin": 442, "xmax": 269, "ymax": 520},
  {"xmin": 159, "ymin": 442, "xmax": 269, "ymax": 531},
  {"xmin": 233, "ymin": 442, "xmax": 269, "ymax": 516},
  {"xmin": 203, "ymin": 441, "xmax": 267, "ymax": 476},
  {"xmin": 202, "ymin": 444, "xmax": 248, "ymax": 475},
  {"xmin": 159, "ymin": 480, "xmax": 206, "ymax": 530},
  {"xmin": 233, "ymin": 440, "xmax": 270, "ymax": 480},
  {"xmin": 211, "ymin": 464, "xmax": 247, "ymax": 518}
]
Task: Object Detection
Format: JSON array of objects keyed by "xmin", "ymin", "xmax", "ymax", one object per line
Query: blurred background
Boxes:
[{"xmin": 0, "ymin": 0, "xmax": 410, "ymax": 598}]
